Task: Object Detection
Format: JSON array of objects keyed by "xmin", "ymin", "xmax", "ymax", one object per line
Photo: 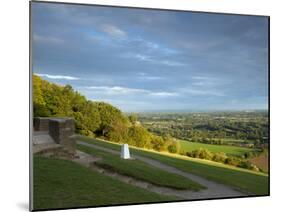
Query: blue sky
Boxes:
[{"xmin": 32, "ymin": 2, "xmax": 268, "ymax": 112}]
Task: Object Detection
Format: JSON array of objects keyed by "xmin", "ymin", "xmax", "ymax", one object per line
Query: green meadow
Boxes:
[
  {"xmin": 178, "ymin": 139, "xmax": 257, "ymax": 157},
  {"xmin": 33, "ymin": 156, "xmax": 177, "ymax": 210},
  {"xmin": 77, "ymin": 136, "xmax": 268, "ymax": 195},
  {"xmin": 77, "ymin": 144, "xmax": 205, "ymax": 191}
]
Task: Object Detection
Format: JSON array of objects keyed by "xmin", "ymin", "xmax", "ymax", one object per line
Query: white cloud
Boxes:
[
  {"xmin": 161, "ymin": 60, "xmax": 185, "ymax": 67},
  {"xmin": 137, "ymin": 72, "xmax": 164, "ymax": 81},
  {"xmin": 192, "ymin": 76, "xmax": 217, "ymax": 81},
  {"xmin": 86, "ymin": 86, "xmax": 147, "ymax": 95},
  {"xmin": 134, "ymin": 54, "xmax": 152, "ymax": 62},
  {"xmin": 33, "ymin": 34, "xmax": 64, "ymax": 44},
  {"xmin": 84, "ymin": 86, "xmax": 178, "ymax": 97},
  {"xmin": 180, "ymin": 87, "xmax": 225, "ymax": 97},
  {"xmin": 121, "ymin": 53, "xmax": 186, "ymax": 67},
  {"xmin": 134, "ymin": 37, "xmax": 179, "ymax": 55},
  {"xmin": 149, "ymin": 92, "xmax": 179, "ymax": 97},
  {"xmin": 35, "ymin": 73, "xmax": 79, "ymax": 80},
  {"xmin": 139, "ymin": 76, "xmax": 164, "ymax": 81},
  {"xmin": 101, "ymin": 24, "xmax": 127, "ymax": 38}
]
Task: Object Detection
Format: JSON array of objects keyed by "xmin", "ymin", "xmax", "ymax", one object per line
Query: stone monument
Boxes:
[{"xmin": 120, "ymin": 144, "xmax": 130, "ymax": 159}]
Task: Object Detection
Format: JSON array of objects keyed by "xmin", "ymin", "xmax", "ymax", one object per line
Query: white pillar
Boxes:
[{"xmin": 121, "ymin": 144, "xmax": 131, "ymax": 159}]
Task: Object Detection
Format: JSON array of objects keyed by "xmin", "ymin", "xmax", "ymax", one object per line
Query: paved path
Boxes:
[{"xmin": 78, "ymin": 141, "xmax": 247, "ymax": 200}]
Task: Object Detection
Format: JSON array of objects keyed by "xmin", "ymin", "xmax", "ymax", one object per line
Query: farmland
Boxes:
[
  {"xmin": 137, "ymin": 111, "xmax": 268, "ymax": 171},
  {"xmin": 178, "ymin": 139, "xmax": 258, "ymax": 157},
  {"xmin": 138, "ymin": 111, "xmax": 268, "ymax": 148}
]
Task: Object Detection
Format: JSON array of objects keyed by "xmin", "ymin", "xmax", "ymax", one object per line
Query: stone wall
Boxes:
[
  {"xmin": 33, "ymin": 117, "xmax": 76, "ymax": 154},
  {"xmin": 48, "ymin": 118, "xmax": 76, "ymax": 154},
  {"xmin": 33, "ymin": 117, "xmax": 50, "ymax": 131}
]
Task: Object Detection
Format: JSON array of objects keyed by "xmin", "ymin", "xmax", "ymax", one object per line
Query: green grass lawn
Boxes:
[
  {"xmin": 33, "ymin": 156, "xmax": 177, "ymax": 210},
  {"xmin": 178, "ymin": 139, "xmax": 257, "ymax": 157},
  {"xmin": 77, "ymin": 135, "xmax": 269, "ymax": 195},
  {"xmin": 77, "ymin": 144, "xmax": 205, "ymax": 191}
]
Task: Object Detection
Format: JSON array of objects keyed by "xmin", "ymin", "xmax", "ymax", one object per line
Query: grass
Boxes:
[
  {"xmin": 77, "ymin": 144, "xmax": 205, "ymax": 191},
  {"xmin": 33, "ymin": 156, "xmax": 177, "ymax": 210},
  {"xmin": 77, "ymin": 135, "xmax": 269, "ymax": 195},
  {"xmin": 178, "ymin": 139, "xmax": 258, "ymax": 157}
]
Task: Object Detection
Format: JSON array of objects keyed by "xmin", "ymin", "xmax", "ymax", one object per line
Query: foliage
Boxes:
[
  {"xmin": 167, "ymin": 144, "xmax": 178, "ymax": 153},
  {"xmin": 33, "ymin": 75, "xmax": 175, "ymax": 153},
  {"xmin": 186, "ymin": 148, "xmax": 213, "ymax": 160},
  {"xmin": 139, "ymin": 112, "xmax": 269, "ymax": 149},
  {"xmin": 150, "ymin": 135, "xmax": 165, "ymax": 151},
  {"xmin": 128, "ymin": 125, "xmax": 151, "ymax": 148},
  {"xmin": 212, "ymin": 152, "xmax": 228, "ymax": 163},
  {"xmin": 128, "ymin": 113, "xmax": 138, "ymax": 125}
]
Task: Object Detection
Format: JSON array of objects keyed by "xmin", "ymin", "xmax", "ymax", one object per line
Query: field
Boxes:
[
  {"xmin": 77, "ymin": 136, "xmax": 268, "ymax": 195},
  {"xmin": 77, "ymin": 144, "xmax": 205, "ymax": 190},
  {"xmin": 33, "ymin": 156, "xmax": 177, "ymax": 210},
  {"xmin": 138, "ymin": 111, "xmax": 268, "ymax": 149},
  {"xmin": 178, "ymin": 139, "xmax": 257, "ymax": 157}
]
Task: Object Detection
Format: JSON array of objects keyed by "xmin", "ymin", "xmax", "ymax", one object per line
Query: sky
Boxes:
[{"xmin": 32, "ymin": 2, "xmax": 269, "ymax": 112}]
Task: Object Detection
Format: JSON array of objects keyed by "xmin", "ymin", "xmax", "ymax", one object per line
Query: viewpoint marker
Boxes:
[{"xmin": 121, "ymin": 144, "xmax": 131, "ymax": 159}]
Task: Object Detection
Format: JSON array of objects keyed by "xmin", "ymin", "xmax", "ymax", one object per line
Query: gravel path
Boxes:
[{"xmin": 78, "ymin": 141, "xmax": 248, "ymax": 200}]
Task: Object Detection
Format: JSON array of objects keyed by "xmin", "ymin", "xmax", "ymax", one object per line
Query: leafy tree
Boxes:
[
  {"xmin": 96, "ymin": 102, "xmax": 128, "ymax": 136},
  {"xmin": 128, "ymin": 113, "xmax": 138, "ymax": 125},
  {"xmin": 150, "ymin": 135, "xmax": 165, "ymax": 151},
  {"xmin": 128, "ymin": 125, "xmax": 151, "ymax": 148},
  {"xmin": 107, "ymin": 120, "xmax": 129, "ymax": 143}
]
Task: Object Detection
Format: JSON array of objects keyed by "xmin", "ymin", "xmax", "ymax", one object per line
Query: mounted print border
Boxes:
[{"xmin": 29, "ymin": 1, "xmax": 270, "ymax": 211}]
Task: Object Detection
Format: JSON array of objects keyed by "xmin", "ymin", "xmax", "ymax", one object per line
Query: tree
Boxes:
[
  {"xmin": 150, "ymin": 135, "xmax": 165, "ymax": 151},
  {"xmin": 96, "ymin": 102, "xmax": 128, "ymax": 136},
  {"xmin": 128, "ymin": 125, "xmax": 151, "ymax": 148},
  {"xmin": 107, "ymin": 120, "xmax": 129, "ymax": 143},
  {"xmin": 128, "ymin": 113, "xmax": 138, "ymax": 125}
]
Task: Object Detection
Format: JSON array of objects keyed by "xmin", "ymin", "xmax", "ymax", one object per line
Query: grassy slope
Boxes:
[
  {"xmin": 33, "ymin": 156, "xmax": 177, "ymax": 210},
  {"xmin": 77, "ymin": 136, "xmax": 268, "ymax": 195},
  {"xmin": 178, "ymin": 139, "xmax": 257, "ymax": 157},
  {"xmin": 77, "ymin": 144, "xmax": 205, "ymax": 191}
]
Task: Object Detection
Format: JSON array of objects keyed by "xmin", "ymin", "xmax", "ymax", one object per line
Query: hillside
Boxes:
[{"xmin": 33, "ymin": 75, "xmax": 178, "ymax": 153}]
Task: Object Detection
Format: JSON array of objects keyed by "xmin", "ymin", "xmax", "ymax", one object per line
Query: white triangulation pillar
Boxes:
[{"xmin": 120, "ymin": 144, "xmax": 131, "ymax": 159}]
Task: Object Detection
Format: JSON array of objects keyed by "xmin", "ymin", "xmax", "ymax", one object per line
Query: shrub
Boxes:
[
  {"xmin": 224, "ymin": 157, "xmax": 239, "ymax": 166},
  {"xmin": 237, "ymin": 161, "xmax": 259, "ymax": 171},
  {"xmin": 212, "ymin": 152, "xmax": 227, "ymax": 163},
  {"xmin": 151, "ymin": 135, "xmax": 165, "ymax": 151},
  {"xmin": 186, "ymin": 148, "xmax": 213, "ymax": 160},
  {"xmin": 78, "ymin": 129, "xmax": 95, "ymax": 138},
  {"xmin": 167, "ymin": 144, "xmax": 178, "ymax": 153}
]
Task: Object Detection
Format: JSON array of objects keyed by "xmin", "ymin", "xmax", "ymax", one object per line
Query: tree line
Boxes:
[{"xmin": 33, "ymin": 75, "xmax": 178, "ymax": 153}]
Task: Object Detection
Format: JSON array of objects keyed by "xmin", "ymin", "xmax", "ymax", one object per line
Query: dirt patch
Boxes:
[{"xmin": 249, "ymin": 154, "xmax": 268, "ymax": 172}]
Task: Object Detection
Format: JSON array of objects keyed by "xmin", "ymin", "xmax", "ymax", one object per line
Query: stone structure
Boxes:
[
  {"xmin": 48, "ymin": 118, "xmax": 76, "ymax": 154},
  {"xmin": 120, "ymin": 144, "xmax": 131, "ymax": 159},
  {"xmin": 33, "ymin": 117, "xmax": 76, "ymax": 154},
  {"xmin": 33, "ymin": 117, "xmax": 50, "ymax": 131}
]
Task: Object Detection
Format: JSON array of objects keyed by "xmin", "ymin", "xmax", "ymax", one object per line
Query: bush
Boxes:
[
  {"xmin": 237, "ymin": 161, "xmax": 259, "ymax": 171},
  {"xmin": 212, "ymin": 152, "xmax": 227, "ymax": 163},
  {"xmin": 186, "ymin": 148, "xmax": 213, "ymax": 160},
  {"xmin": 78, "ymin": 129, "xmax": 95, "ymax": 138},
  {"xmin": 224, "ymin": 157, "xmax": 239, "ymax": 166},
  {"xmin": 167, "ymin": 144, "xmax": 177, "ymax": 153},
  {"xmin": 151, "ymin": 135, "xmax": 165, "ymax": 151}
]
